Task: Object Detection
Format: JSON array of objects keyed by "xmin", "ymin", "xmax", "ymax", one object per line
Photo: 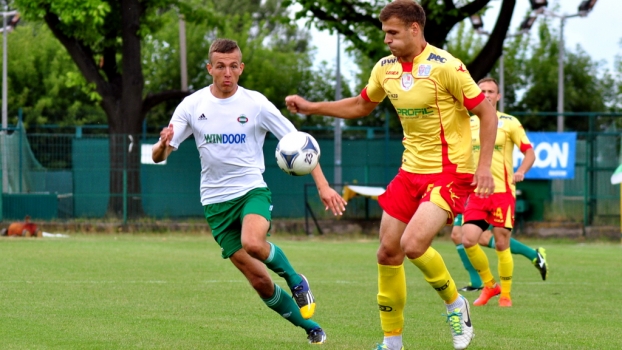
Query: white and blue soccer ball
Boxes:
[{"xmin": 275, "ymin": 131, "xmax": 321, "ymax": 176}]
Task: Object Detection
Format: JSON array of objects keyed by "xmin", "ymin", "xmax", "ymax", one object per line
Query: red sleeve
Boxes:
[
  {"xmin": 519, "ymin": 143, "xmax": 533, "ymax": 153},
  {"xmin": 463, "ymin": 92, "xmax": 485, "ymax": 110},
  {"xmin": 360, "ymin": 87, "xmax": 371, "ymax": 102}
]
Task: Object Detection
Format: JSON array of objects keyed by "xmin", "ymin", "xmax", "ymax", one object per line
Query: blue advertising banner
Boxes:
[{"xmin": 513, "ymin": 132, "xmax": 577, "ymax": 179}]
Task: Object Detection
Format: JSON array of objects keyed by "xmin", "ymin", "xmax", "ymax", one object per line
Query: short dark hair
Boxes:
[
  {"xmin": 478, "ymin": 77, "xmax": 499, "ymax": 92},
  {"xmin": 209, "ymin": 39, "xmax": 242, "ymax": 62},
  {"xmin": 379, "ymin": 0, "xmax": 426, "ymax": 29}
]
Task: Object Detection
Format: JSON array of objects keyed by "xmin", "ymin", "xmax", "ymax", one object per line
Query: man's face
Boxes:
[
  {"xmin": 478, "ymin": 81, "xmax": 501, "ymax": 109},
  {"xmin": 207, "ymin": 50, "xmax": 244, "ymax": 98},
  {"xmin": 381, "ymin": 16, "xmax": 417, "ymax": 58}
]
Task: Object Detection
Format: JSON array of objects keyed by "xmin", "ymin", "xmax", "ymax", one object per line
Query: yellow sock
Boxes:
[
  {"xmin": 465, "ymin": 244, "xmax": 496, "ymax": 287},
  {"xmin": 496, "ymin": 248, "xmax": 513, "ymax": 298},
  {"xmin": 409, "ymin": 247, "xmax": 458, "ymax": 303},
  {"xmin": 378, "ymin": 264, "xmax": 406, "ymax": 335}
]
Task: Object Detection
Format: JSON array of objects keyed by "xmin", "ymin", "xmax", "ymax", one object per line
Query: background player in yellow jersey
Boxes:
[
  {"xmin": 285, "ymin": 1, "xmax": 498, "ymax": 349},
  {"xmin": 451, "ymin": 212, "xmax": 548, "ymax": 293},
  {"xmin": 461, "ymin": 77, "xmax": 536, "ymax": 308}
]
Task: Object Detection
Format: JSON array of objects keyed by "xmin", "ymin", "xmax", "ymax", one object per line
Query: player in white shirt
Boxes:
[{"xmin": 152, "ymin": 39, "xmax": 346, "ymax": 345}]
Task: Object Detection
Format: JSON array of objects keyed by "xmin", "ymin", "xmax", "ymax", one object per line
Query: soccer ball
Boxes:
[{"xmin": 275, "ymin": 131, "xmax": 321, "ymax": 176}]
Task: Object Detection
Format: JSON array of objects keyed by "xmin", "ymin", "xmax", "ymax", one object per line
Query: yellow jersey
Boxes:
[
  {"xmin": 470, "ymin": 112, "xmax": 532, "ymax": 194},
  {"xmin": 361, "ymin": 44, "xmax": 484, "ymax": 174}
]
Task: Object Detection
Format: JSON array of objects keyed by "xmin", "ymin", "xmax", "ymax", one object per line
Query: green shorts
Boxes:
[{"xmin": 204, "ymin": 187, "xmax": 273, "ymax": 259}]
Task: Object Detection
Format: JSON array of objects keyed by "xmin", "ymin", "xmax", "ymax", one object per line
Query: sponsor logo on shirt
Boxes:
[
  {"xmin": 203, "ymin": 133, "xmax": 247, "ymax": 144},
  {"xmin": 238, "ymin": 115, "xmax": 248, "ymax": 124},
  {"xmin": 401, "ymin": 73, "xmax": 414, "ymax": 91},
  {"xmin": 381, "ymin": 58, "xmax": 398, "ymax": 66},
  {"xmin": 473, "ymin": 144, "xmax": 502, "ymax": 151},
  {"xmin": 426, "ymin": 53, "xmax": 447, "ymax": 63},
  {"xmin": 386, "ymin": 70, "xmax": 399, "ymax": 76},
  {"xmin": 456, "ymin": 64, "xmax": 468, "ymax": 73},
  {"xmin": 396, "ymin": 108, "xmax": 433, "ymax": 118},
  {"xmin": 198, "ymin": 113, "xmax": 207, "ymax": 120},
  {"xmin": 417, "ymin": 64, "xmax": 432, "ymax": 77},
  {"xmin": 388, "ymin": 93, "xmax": 398, "ymax": 100}
]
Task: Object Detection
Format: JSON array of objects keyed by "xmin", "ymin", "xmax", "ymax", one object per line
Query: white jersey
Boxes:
[{"xmin": 168, "ymin": 85, "xmax": 296, "ymax": 205}]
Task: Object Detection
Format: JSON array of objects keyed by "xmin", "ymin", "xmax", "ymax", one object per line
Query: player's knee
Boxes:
[
  {"xmin": 241, "ymin": 239, "xmax": 266, "ymax": 259},
  {"xmin": 450, "ymin": 227, "xmax": 462, "ymax": 244},
  {"xmin": 477, "ymin": 233, "xmax": 491, "ymax": 246},
  {"xmin": 462, "ymin": 222, "xmax": 486, "ymax": 248},
  {"xmin": 400, "ymin": 238, "xmax": 426, "ymax": 260},
  {"xmin": 376, "ymin": 243, "xmax": 404, "ymax": 265}
]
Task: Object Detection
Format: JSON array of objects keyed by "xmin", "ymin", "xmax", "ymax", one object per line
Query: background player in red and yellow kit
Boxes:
[
  {"xmin": 461, "ymin": 78, "xmax": 536, "ymax": 308},
  {"xmin": 285, "ymin": 1, "xmax": 497, "ymax": 349}
]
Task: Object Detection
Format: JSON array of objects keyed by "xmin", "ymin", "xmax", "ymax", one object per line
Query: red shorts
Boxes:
[
  {"xmin": 378, "ymin": 169, "xmax": 475, "ymax": 225},
  {"xmin": 463, "ymin": 192, "xmax": 516, "ymax": 228}
]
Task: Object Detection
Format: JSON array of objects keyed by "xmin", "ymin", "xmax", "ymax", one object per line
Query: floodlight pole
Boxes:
[
  {"xmin": 1, "ymin": 5, "xmax": 14, "ymax": 195},
  {"xmin": 541, "ymin": 9, "xmax": 583, "ymax": 132},
  {"xmin": 179, "ymin": 14, "xmax": 188, "ymax": 91},
  {"xmin": 0, "ymin": 6, "xmax": 16, "ymax": 132},
  {"xmin": 499, "ymin": 53, "xmax": 505, "ymax": 112},
  {"xmin": 334, "ymin": 34, "xmax": 342, "ymax": 192},
  {"xmin": 557, "ymin": 16, "xmax": 566, "ymax": 132}
]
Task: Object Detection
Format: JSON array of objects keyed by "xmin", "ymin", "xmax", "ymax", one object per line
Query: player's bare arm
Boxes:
[
  {"xmin": 513, "ymin": 148, "xmax": 536, "ymax": 184},
  {"xmin": 469, "ymin": 99, "xmax": 497, "ymax": 197},
  {"xmin": 152, "ymin": 124, "xmax": 175, "ymax": 163},
  {"xmin": 310, "ymin": 164, "xmax": 347, "ymax": 216},
  {"xmin": 285, "ymin": 95, "xmax": 377, "ymax": 119}
]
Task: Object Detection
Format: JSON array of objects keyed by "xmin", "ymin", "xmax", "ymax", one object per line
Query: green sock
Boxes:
[
  {"xmin": 488, "ymin": 236, "xmax": 537, "ymax": 261},
  {"xmin": 487, "ymin": 236, "xmax": 495, "ymax": 248},
  {"xmin": 264, "ymin": 242, "xmax": 302, "ymax": 288},
  {"xmin": 456, "ymin": 244, "xmax": 483, "ymax": 288},
  {"xmin": 262, "ymin": 284, "xmax": 320, "ymax": 331}
]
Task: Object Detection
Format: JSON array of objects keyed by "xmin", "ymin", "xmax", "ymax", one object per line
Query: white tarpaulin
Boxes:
[{"xmin": 342, "ymin": 185, "xmax": 386, "ymax": 202}]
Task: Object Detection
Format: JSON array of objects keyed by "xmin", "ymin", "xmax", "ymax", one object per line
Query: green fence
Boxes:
[{"xmin": 2, "ymin": 112, "xmax": 622, "ymax": 227}]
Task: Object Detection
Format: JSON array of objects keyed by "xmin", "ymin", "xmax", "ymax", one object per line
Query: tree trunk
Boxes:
[{"xmin": 106, "ymin": 0, "xmax": 146, "ymax": 219}]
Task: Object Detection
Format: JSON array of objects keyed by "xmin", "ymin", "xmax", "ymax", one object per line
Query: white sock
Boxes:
[
  {"xmin": 445, "ymin": 295, "xmax": 465, "ymax": 312},
  {"xmin": 383, "ymin": 335, "xmax": 403, "ymax": 350}
]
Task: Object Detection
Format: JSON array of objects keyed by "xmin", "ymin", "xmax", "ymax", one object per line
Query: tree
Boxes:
[
  {"xmin": 7, "ymin": 21, "xmax": 106, "ymax": 127},
  {"xmin": 14, "ymin": 0, "xmax": 204, "ymax": 217},
  {"xmin": 285, "ymin": 0, "xmax": 519, "ymax": 81},
  {"xmin": 14, "ymin": 0, "xmax": 321, "ymax": 218},
  {"xmin": 514, "ymin": 19, "xmax": 610, "ymax": 131}
]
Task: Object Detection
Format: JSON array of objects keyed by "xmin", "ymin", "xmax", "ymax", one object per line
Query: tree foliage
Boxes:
[
  {"xmin": 11, "ymin": 0, "xmax": 332, "ymax": 217},
  {"xmin": 7, "ymin": 21, "xmax": 106, "ymax": 127},
  {"xmin": 284, "ymin": 0, "xmax": 518, "ymax": 81}
]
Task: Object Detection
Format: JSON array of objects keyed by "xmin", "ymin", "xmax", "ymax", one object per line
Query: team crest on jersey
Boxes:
[
  {"xmin": 238, "ymin": 115, "xmax": 248, "ymax": 124},
  {"xmin": 417, "ymin": 64, "xmax": 432, "ymax": 77},
  {"xmin": 498, "ymin": 120, "xmax": 504, "ymax": 128},
  {"xmin": 401, "ymin": 73, "xmax": 414, "ymax": 91}
]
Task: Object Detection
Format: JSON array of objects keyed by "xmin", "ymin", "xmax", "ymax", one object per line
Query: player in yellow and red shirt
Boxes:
[
  {"xmin": 461, "ymin": 78, "xmax": 536, "ymax": 308},
  {"xmin": 285, "ymin": 1, "xmax": 497, "ymax": 349}
]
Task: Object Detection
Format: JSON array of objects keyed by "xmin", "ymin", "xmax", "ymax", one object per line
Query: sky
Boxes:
[{"xmin": 310, "ymin": 0, "xmax": 621, "ymax": 87}]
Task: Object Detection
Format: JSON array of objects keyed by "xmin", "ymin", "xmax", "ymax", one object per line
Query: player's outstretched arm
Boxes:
[
  {"xmin": 152, "ymin": 124, "xmax": 175, "ymax": 163},
  {"xmin": 469, "ymin": 99, "xmax": 497, "ymax": 198},
  {"xmin": 310, "ymin": 164, "xmax": 347, "ymax": 216},
  {"xmin": 285, "ymin": 95, "xmax": 377, "ymax": 120},
  {"xmin": 514, "ymin": 148, "xmax": 535, "ymax": 184}
]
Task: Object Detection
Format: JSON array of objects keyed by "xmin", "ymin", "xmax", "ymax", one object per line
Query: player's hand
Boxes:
[
  {"xmin": 159, "ymin": 124, "xmax": 174, "ymax": 147},
  {"xmin": 318, "ymin": 185, "xmax": 347, "ymax": 216},
  {"xmin": 472, "ymin": 166, "xmax": 494, "ymax": 198},
  {"xmin": 285, "ymin": 95, "xmax": 312, "ymax": 115},
  {"xmin": 512, "ymin": 171, "xmax": 525, "ymax": 184}
]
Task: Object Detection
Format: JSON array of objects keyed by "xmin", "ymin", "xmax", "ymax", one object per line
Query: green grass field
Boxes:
[{"xmin": 1, "ymin": 233, "xmax": 621, "ymax": 349}]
